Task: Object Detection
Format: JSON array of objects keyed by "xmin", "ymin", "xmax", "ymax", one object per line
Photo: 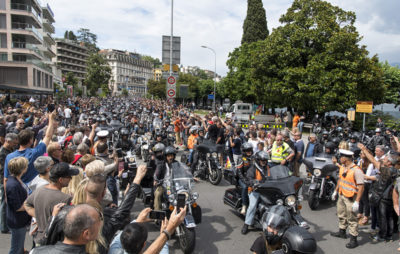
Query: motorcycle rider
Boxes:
[
  {"xmin": 348, "ymin": 134, "xmax": 361, "ymax": 160},
  {"xmin": 331, "ymin": 149, "xmax": 365, "ymax": 249},
  {"xmin": 236, "ymin": 142, "xmax": 254, "ymax": 215},
  {"xmin": 191, "ymin": 127, "xmax": 206, "ymax": 176},
  {"xmin": 368, "ymin": 128, "xmax": 387, "ymax": 152},
  {"xmin": 319, "ymin": 130, "xmax": 330, "ymax": 147},
  {"xmin": 242, "ymin": 151, "xmax": 270, "ymax": 235},
  {"xmin": 187, "ymin": 126, "xmax": 199, "ymax": 166},
  {"xmin": 153, "ymin": 146, "xmax": 177, "ymax": 211},
  {"xmin": 115, "ymin": 128, "xmax": 134, "ymax": 153},
  {"xmin": 136, "ymin": 122, "xmax": 147, "ymax": 136}
]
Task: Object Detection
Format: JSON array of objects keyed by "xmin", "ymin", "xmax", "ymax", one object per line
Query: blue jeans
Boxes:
[
  {"xmin": 239, "ymin": 179, "xmax": 249, "ymax": 207},
  {"xmin": 0, "ymin": 183, "xmax": 8, "ymax": 232},
  {"xmin": 107, "ymin": 176, "xmax": 118, "ymax": 205},
  {"xmin": 9, "ymin": 227, "xmax": 26, "ymax": 254},
  {"xmin": 188, "ymin": 149, "xmax": 194, "ymax": 164},
  {"xmin": 245, "ymin": 191, "xmax": 260, "ymax": 225}
]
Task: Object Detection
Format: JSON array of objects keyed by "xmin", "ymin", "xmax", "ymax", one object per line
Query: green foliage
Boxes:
[
  {"xmin": 242, "ymin": 0, "xmax": 269, "ymax": 44},
  {"xmin": 381, "ymin": 61, "xmax": 400, "ymax": 106},
  {"xmin": 77, "ymin": 28, "xmax": 99, "ymax": 54},
  {"xmin": 64, "ymin": 72, "xmax": 78, "ymax": 88},
  {"xmin": 121, "ymin": 88, "xmax": 129, "ymax": 97},
  {"xmin": 148, "ymin": 79, "xmax": 166, "ymax": 99},
  {"xmin": 85, "ymin": 53, "xmax": 111, "ymax": 95},
  {"xmin": 141, "ymin": 55, "xmax": 162, "ymax": 68},
  {"xmin": 64, "ymin": 30, "xmax": 77, "ymax": 41},
  {"xmin": 227, "ymin": 0, "xmax": 385, "ymax": 113},
  {"xmin": 353, "ymin": 110, "xmax": 400, "ymax": 131}
]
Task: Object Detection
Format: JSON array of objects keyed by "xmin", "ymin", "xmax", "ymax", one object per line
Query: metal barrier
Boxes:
[{"xmin": 240, "ymin": 122, "xmax": 284, "ymax": 129}]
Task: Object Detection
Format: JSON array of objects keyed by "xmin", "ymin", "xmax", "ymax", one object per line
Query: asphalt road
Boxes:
[{"xmin": 0, "ymin": 147, "xmax": 398, "ymax": 254}]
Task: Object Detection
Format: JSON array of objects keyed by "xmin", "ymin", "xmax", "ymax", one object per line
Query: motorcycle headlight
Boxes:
[
  {"xmin": 313, "ymin": 169, "xmax": 322, "ymax": 177},
  {"xmin": 212, "ymin": 152, "xmax": 218, "ymax": 158},
  {"xmin": 285, "ymin": 195, "xmax": 296, "ymax": 207},
  {"xmin": 276, "ymin": 199, "xmax": 284, "ymax": 205},
  {"xmin": 168, "ymin": 194, "xmax": 175, "ymax": 203},
  {"xmin": 128, "ymin": 157, "xmax": 135, "ymax": 163},
  {"xmin": 192, "ymin": 192, "xmax": 199, "ymax": 200}
]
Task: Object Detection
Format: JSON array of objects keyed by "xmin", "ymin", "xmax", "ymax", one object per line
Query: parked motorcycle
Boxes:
[
  {"xmin": 143, "ymin": 162, "xmax": 201, "ymax": 254},
  {"xmin": 303, "ymin": 155, "xmax": 338, "ymax": 210},
  {"xmin": 223, "ymin": 165, "xmax": 309, "ymax": 229}
]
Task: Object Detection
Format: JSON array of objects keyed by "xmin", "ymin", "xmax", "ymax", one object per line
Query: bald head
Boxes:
[{"xmin": 63, "ymin": 204, "xmax": 100, "ymax": 243}]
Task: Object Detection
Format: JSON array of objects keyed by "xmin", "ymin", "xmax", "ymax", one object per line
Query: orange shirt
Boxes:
[
  {"xmin": 174, "ymin": 119, "xmax": 181, "ymax": 132},
  {"xmin": 292, "ymin": 115, "xmax": 300, "ymax": 128}
]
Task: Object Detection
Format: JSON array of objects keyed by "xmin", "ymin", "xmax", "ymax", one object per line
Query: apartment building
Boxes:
[
  {"xmin": 100, "ymin": 49, "xmax": 153, "ymax": 97},
  {"xmin": 153, "ymin": 68, "xmax": 162, "ymax": 81},
  {"xmin": 0, "ymin": 0, "xmax": 56, "ymax": 96},
  {"xmin": 53, "ymin": 38, "xmax": 88, "ymax": 82}
]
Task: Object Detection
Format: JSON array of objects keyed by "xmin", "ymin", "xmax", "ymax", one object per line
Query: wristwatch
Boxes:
[{"xmin": 162, "ymin": 229, "xmax": 171, "ymax": 240}]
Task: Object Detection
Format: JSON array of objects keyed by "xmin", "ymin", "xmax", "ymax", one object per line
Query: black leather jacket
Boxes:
[
  {"xmin": 43, "ymin": 183, "xmax": 142, "ymax": 254},
  {"xmin": 31, "ymin": 241, "xmax": 86, "ymax": 254}
]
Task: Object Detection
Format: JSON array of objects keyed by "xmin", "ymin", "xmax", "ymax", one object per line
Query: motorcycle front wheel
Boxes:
[
  {"xmin": 178, "ymin": 225, "xmax": 196, "ymax": 254},
  {"xmin": 308, "ymin": 189, "xmax": 320, "ymax": 210},
  {"xmin": 208, "ymin": 166, "xmax": 222, "ymax": 185}
]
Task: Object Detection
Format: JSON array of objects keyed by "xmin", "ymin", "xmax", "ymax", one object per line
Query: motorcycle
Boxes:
[
  {"xmin": 192, "ymin": 140, "xmax": 223, "ymax": 185},
  {"xmin": 303, "ymin": 155, "xmax": 338, "ymax": 210},
  {"xmin": 143, "ymin": 162, "xmax": 201, "ymax": 254},
  {"xmin": 223, "ymin": 165, "xmax": 309, "ymax": 229},
  {"xmin": 138, "ymin": 133, "xmax": 152, "ymax": 162}
]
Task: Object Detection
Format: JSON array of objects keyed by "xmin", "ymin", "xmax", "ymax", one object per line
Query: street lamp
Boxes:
[{"xmin": 201, "ymin": 45, "xmax": 216, "ymax": 111}]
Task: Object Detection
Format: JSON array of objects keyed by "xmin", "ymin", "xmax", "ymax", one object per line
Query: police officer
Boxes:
[
  {"xmin": 236, "ymin": 142, "xmax": 254, "ymax": 215},
  {"xmin": 331, "ymin": 149, "xmax": 365, "ymax": 249},
  {"xmin": 242, "ymin": 151, "xmax": 270, "ymax": 235}
]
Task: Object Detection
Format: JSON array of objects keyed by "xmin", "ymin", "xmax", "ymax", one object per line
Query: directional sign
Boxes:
[
  {"xmin": 208, "ymin": 94, "xmax": 214, "ymax": 100},
  {"xmin": 356, "ymin": 101, "xmax": 373, "ymax": 113},
  {"xmin": 167, "ymin": 89, "xmax": 175, "ymax": 97},
  {"xmin": 167, "ymin": 76, "xmax": 176, "ymax": 85}
]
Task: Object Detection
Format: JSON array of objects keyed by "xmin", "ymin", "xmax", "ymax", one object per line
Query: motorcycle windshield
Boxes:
[
  {"xmin": 153, "ymin": 119, "xmax": 163, "ymax": 130},
  {"xmin": 269, "ymin": 165, "xmax": 291, "ymax": 180},
  {"xmin": 304, "ymin": 155, "xmax": 337, "ymax": 173},
  {"xmin": 170, "ymin": 162, "xmax": 193, "ymax": 191}
]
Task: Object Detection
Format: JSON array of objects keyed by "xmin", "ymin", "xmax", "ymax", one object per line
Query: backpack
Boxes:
[{"xmin": 369, "ymin": 174, "xmax": 394, "ymax": 206}]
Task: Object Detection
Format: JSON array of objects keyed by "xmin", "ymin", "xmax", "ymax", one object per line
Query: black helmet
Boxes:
[
  {"xmin": 153, "ymin": 143, "xmax": 165, "ymax": 153},
  {"xmin": 349, "ymin": 134, "xmax": 358, "ymax": 142},
  {"xmin": 164, "ymin": 146, "xmax": 176, "ymax": 156},
  {"xmin": 325, "ymin": 141, "xmax": 336, "ymax": 153},
  {"xmin": 262, "ymin": 205, "xmax": 291, "ymax": 245},
  {"xmin": 322, "ymin": 130, "xmax": 329, "ymax": 136},
  {"xmin": 120, "ymin": 128, "xmax": 129, "ymax": 136},
  {"xmin": 155, "ymin": 131, "xmax": 163, "ymax": 137},
  {"xmin": 198, "ymin": 126, "xmax": 205, "ymax": 133},
  {"xmin": 242, "ymin": 142, "xmax": 253, "ymax": 154},
  {"xmin": 331, "ymin": 137, "xmax": 341, "ymax": 146},
  {"xmin": 255, "ymin": 151, "xmax": 270, "ymax": 162}
]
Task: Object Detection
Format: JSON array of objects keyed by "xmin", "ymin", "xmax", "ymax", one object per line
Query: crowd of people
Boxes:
[{"xmin": 0, "ymin": 95, "xmax": 399, "ymax": 253}]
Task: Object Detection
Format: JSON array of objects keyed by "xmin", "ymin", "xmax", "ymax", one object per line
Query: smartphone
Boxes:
[
  {"xmin": 177, "ymin": 194, "xmax": 186, "ymax": 210},
  {"xmin": 149, "ymin": 210, "xmax": 166, "ymax": 220},
  {"xmin": 116, "ymin": 148, "xmax": 123, "ymax": 158}
]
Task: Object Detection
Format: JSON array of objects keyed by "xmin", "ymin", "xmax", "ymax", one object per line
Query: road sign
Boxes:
[
  {"xmin": 180, "ymin": 84, "xmax": 189, "ymax": 98},
  {"xmin": 162, "ymin": 36, "xmax": 181, "ymax": 65},
  {"xmin": 356, "ymin": 101, "xmax": 373, "ymax": 113},
  {"xmin": 162, "ymin": 72, "xmax": 178, "ymax": 80},
  {"xmin": 347, "ymin": 110, "xmax": 355, "ymax": 121},
  {"xmin": 167, "ymin": 89, "xmax": 175, "ymax": 97},
  {"xmin": 163, "ymin": 64, "xmax": 179, "ymax": 72},
  {"xmin": 167, "ymin": 76, "xmax": 176, "ymax": 85},
  {"xmin": 208, "ymin": 94, "xmax": 214, "ymax": 100},
  {"xmin": 167, "ymin": 98, "xmax": 175, "ymax": 104}
]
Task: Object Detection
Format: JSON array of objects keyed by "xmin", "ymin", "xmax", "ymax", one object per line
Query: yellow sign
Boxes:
[
  {"xmin": 356, "ymin": 101, "xmax": 373, "ymax": 113},
  {"xmin": 163, "ymin": 64, "xmax": 179, "ymax": 72},
  {"xmin": 347, "ymin": 110, "xmax": 355, "ymax": 121}
]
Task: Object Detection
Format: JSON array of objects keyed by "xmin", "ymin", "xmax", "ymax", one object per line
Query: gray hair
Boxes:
[
  {"xmin": 5, "ymin": 133, "xmax": 18, "ymax": 142},
  {"xmin": 77, "ymin": 143, "xmax": 89, "ymax": 154},
  {"xmin": 34, "ymin": 156, "xmax": 53, "ymax": 174},
  {"xmin": 375, "ymin": 145, "xmax": 385, "ymax": 153},
  {"xmin": 73, "ymin": 132, "xmax": 84, "ymax": 145},
  {"xmin": 281, "ymin": 130, "xmax": 290, "ymax": 138},
  {"xmin": 212, "ymin": 116, "xmax": 218, "ymax": 123},
  {"xmin": 57, "ymin": 126, "xmax": 66, "ymax": 136},
  {"xmin": 63, "ymin": 204, "xmax": 97, "ymax": 241},
  {"xmin": 387, "ymin": 154, "xmax": 398, "ymax": 165},
  {"xmin": 309, "ymin": 133, "xmax": 316, "ymax": 138}
]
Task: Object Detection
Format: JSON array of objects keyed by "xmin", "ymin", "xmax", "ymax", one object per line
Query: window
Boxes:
[
  {"xmin": 0, "ymin": 67, "xmax": 27, "ymax": 86},
  {"xmin": 37, "ymin": 70, "xmax": 41, "ymax": 87},
  {"xmin": 0, "ymin": 14, "xmax": 5, "ymax": 29},
  {"xmin": 0, "ymin": 33, "xmax": 6, "ymax": 48},
  {"xmin": 50, "ymin": 76, "xmax": 53, "ymax": 88},
  {"xmin": 45, "ymin": 74, "xmax": 48, "ymax": 88},
  {"xmin": 0, "ymin": 53, "xmax": 6, "ymax": 61},
  {"xmin": 33, "ymin": 68, "xmax": 36, "ymax": 86},
  {"xmin": 0, "ymin": 0, "xmax": 5, "ymax": 10}
]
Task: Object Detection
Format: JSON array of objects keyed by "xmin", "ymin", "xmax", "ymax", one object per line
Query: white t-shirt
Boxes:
[{"xmin": 64, "ymin": 108, "xmax": 72, "ymax": 118}]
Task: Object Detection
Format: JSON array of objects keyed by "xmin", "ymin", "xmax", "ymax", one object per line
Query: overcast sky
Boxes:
[{"xmin": 45, "ymin": 0, "xmax": 400, "ymax": 76}]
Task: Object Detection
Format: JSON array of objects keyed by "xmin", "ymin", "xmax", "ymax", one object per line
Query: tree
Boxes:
[
  {"xmin": 77, "ymin": 28, "xmax": 98, "ymax": 54},
  {"xmin": 241, "ymin": 0, "xmax": 269, "ymax": 44},
  {"xmin": 64, "ymin": 30, "xmax": 77, "ymax": 41},
  {"xmin": 381, "ymin": 62, "xmax": 400, "ymax": 106},
  {"xmin": 227, "ymin": 0, "xmax": 385, "ymax": 113},
  {"xmin": 148, "ymin": 79, "xmax": 166, "ymax": 98},
  {"xmin": 141, "ymin": 55, "xmax": 162, "ymax": 68},
  {"xmin": 64, "ymin": 72, "xmax": 78, "ymax": 88},
  {"xmin": 121, "ymin": 88, "xmax": 129, "ymax": 97},
  {"xmin": 84, "ymin": 54, "xmax": 111, "ymax": 95}
]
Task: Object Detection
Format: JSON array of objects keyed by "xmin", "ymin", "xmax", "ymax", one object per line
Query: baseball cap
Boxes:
[{"xmin": 50, "ymin": 162, "xmax": 79, "ymax": 179}]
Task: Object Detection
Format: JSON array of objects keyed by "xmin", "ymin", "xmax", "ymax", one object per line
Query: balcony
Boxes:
[
  {"xmin": 43, "ymin": 32, "xmax": 55, "ymax": 45},
  {"xmin": 42, "ymin": 19, "xmax": 55, "ymax": 34},
  {"xmin": 12, "ymin": 41, "xmax": 43, "ymax": 59},
  {"xmin": 11, "ymin": 22, "xmax": 43, "ymax": 44},
  {"xmin": 10, "ymin": 3, "xmax": 42, "ymax": 27}
]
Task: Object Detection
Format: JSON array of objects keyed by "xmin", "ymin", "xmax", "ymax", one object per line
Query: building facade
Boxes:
[
  {"xmin": 53, "ymin": 38, "xmax": 88, "ymax": 82},
  {"xmin": 0, "ymin": 0, "xmax": 56, "ymax": 97},
  {"xmin": 153, "ymin": 68, "xmax": 162, "ymax": 81},
  {"xmin": 100, "ymin": 49, "xmax": 153, "ymax": 97}
]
